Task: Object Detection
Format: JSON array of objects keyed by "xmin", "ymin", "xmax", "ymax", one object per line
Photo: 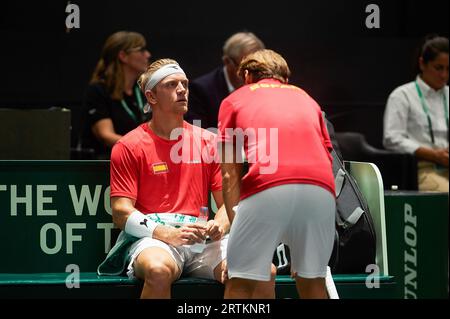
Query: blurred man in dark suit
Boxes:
[{"xmin": 185, "ymin": 32, "xmax": 265, "ymax": 129}]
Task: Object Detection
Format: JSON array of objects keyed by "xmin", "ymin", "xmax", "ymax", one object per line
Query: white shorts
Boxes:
[
  {"xmin": 126, "ymin": 235, "xmax": 228, "ymax": 280},
  {"xmin": 227, "ymin": 184, "xmax": 335, "ymax": 281}
]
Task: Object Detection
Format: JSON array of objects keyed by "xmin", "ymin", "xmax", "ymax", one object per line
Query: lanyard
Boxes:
[
  {"xmin": 415, "ymin": 81, "xmax": 449, "ymax": 144},
  {"xmin": 120, "ymin": 85, "xmax": 144, "ymax": 123}
]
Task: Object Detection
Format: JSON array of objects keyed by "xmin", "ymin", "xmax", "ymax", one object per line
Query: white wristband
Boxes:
[{"xmin": 124, "ymin": 210, "xmax": 158, "ymax": 239}]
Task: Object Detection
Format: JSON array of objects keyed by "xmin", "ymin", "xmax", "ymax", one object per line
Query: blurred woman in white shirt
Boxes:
[{"xmin": 383, "ymin": 35, "xmax": 449, "ymax": 192}]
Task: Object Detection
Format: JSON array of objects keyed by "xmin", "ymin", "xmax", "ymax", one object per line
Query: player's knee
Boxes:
[{"xmin": 143, "ymin": 262, "xmax": 173, "ymax": 286}]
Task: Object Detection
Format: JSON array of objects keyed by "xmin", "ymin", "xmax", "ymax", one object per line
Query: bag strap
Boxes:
[{"xmin": 335, "ymin": 168, "xmax": 346, "ymax": 197}]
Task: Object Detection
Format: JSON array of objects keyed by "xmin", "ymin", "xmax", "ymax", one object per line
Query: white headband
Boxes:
[
  {"xmin": 142, "ymin": 64, "xmax": 186, "ymax": 113},
  {"xmin": 144, "ymin": 64, "xmax": 186, "ymax": 92}
]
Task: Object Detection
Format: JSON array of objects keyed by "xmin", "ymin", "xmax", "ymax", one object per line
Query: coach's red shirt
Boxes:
[
  {"xmin": 218, "ymin": 79, "xmax": 335, "ymax": 200},
  {"xmin": 110, "ymin": 122, "xmax": 221, "ymax": 217}
]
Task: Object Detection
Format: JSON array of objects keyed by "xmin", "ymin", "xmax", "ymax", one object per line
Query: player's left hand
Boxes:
[{"xmin": 205, "ymin": 219, "xmax": 225, "ymax": 241}]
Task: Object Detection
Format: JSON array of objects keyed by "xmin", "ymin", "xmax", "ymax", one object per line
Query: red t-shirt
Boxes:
[
  {"xmin": 110, "ymin": 122, "xmax": 222, "ymax": 217},
  {"xmin": 218, "ymin": 79, "xmax": 335, "ymax": 200}
]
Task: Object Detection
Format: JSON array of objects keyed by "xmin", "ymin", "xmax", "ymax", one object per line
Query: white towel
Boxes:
[{"xmin": 325, "ymin": 266, "xmax": 339, "ymax": 299}]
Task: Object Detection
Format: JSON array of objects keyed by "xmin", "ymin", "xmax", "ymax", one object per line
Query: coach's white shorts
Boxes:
[
  {"xmin": 227, "ymin": 184, "xmax": 335, "ymax": 281},
  {"xmin": 126, "ymin": 235, "xmax": 228, "ymax": 280}
]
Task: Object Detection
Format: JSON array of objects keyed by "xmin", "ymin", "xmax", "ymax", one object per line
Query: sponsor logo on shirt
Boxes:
[{"xmin": 152, "ymin": 162, "xmax": 169, "ymax": 174}]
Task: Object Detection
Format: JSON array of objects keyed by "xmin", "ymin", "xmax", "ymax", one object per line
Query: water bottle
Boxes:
[{"xmin": 190, "ymin": 206, "xmax": 209, "ymax": 253}]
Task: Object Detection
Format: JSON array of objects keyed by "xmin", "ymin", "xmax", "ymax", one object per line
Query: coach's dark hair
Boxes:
[{"xmin": 413, "ymin": 35, "xmax": 449, "ymax": 74}]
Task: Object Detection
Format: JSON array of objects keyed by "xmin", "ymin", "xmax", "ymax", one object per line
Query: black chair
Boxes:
[{"xmin": 335, "ymin": 132, "xmax": 418, "ymax": 190}]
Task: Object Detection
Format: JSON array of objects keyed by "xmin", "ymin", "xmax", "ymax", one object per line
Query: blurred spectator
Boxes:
[
  {"xmin": 80, "ymin": 31, "xmax": 151, "ymax": 159},
  {"xmin": 185, "ymin": 31, "xmax": 265, "ymax": 129},
  {"xmin": 383, "ymin": 35, "xmax": 448, "ymax": 192}
]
